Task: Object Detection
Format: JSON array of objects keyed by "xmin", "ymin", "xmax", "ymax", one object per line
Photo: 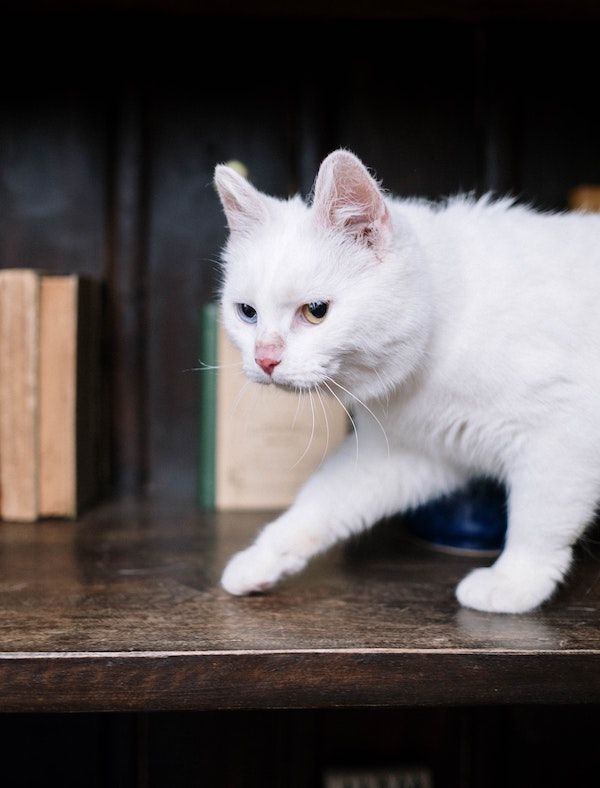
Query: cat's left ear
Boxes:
[{"xmin": 312, "ymin": 150, "xmax": 391, "ymax": 251}]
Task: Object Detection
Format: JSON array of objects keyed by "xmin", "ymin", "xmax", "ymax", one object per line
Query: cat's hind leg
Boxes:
[
  {"xmin": 456, "ymin": 436, "xmax": 600, "ymax": 614},
  {"xmin": 221, "ymin": 436, "xmax": 466, "ymax": 595}
]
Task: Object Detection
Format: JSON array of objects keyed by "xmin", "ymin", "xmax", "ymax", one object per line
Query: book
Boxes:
[
  {"xmin": 0, "ymin": 270, "xmax": 40, "ymax": 521},
  {"xmin": 199, "ymin": 304, "xmax": 348, "ymax": 510},
  {"xmin": 39, "ymin": 275, "xmax": 101, "ymax": 518},
  {"xmin": 199, "ymin": 303, "xmax": 218, "ymax": 510},
  {"xmin": 569, "ymin": 186, "xmax": 600, "ymax": 213},
  {"xmin": 0, "ymin": 269, "xmax": 101, "ymax": 521}
]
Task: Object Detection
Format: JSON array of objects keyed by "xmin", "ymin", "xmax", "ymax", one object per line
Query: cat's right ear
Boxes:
[{"xmin": 214, "ymin": 165, "xmax": 269, "ymax": 235}]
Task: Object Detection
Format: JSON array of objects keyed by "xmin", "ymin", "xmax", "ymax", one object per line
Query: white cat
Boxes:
[{"xmin": 214, "ymin": 149, "xmax": 600, "ymax": 614}]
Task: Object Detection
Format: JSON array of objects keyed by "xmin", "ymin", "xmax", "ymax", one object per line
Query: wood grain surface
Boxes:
[{"xmin": 0, "ymin": 499, "xmax": 598, "ymax": 711}]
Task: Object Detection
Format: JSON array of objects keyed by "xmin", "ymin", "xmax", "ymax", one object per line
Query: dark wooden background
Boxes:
[
  {"xmin": 2, "ymin": 706, "xmax": 600, "ymax": 787},
  {"xmin": 1, "ymin": 4, "xmax": 600, "ymax": 786},
  {"xmin": 2, "ymin": 5, "xmax": 599, "ymax": 503}
]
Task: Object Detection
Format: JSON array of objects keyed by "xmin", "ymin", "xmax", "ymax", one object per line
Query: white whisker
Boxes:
[
  {"xmin": 315, "ymin": 385, "xmax": 330, "ymax": 470},
  {"xmin": 290, "ymin": 388, "xmax": 316, "ymax": 469},
  {"xmin": 291, "ymin": 387, "xmax": 304, "ymax": 429},
  {"xmin": 323, "ymin": 379, "xmax": 359, "ymax": 468},
  {"xmin": 185, "ymin": 360, "xmax": 244, "ymax": 372},
  {"xmin": 230, "ymin": 379, "xmax": 251, "ymax": 419},
  {"xmin": 326, "ymin": 376, "xmax": 390, "ymax": 459}
]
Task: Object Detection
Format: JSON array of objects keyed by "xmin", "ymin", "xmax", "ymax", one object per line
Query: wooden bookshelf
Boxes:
[
  {"xmin": 0, "ymin": 3, "xmax": 599, "ymax": 783},
  {"xmin": 0, "ymin": 498, "xmax": 598, "ymax": 713}
]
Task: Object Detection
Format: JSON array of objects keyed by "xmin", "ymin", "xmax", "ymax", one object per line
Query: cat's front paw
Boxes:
[
  {"xmin": 221, "ymin": 544, "xmax": 306, "ymax": 596},
  {"xmin": 456, "ymin": 562, "xmax": 561, "ymax": 614}
]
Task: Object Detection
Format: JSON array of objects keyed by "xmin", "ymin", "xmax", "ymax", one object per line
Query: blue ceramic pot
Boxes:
[{"xmin": 403, "ymin": 478, "xmax": 507, "ymax": 555}]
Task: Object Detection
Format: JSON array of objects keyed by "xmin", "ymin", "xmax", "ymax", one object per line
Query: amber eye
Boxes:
[{"xmin": 301, "ymin": 301, "xmax": 329, "ymax": 324}]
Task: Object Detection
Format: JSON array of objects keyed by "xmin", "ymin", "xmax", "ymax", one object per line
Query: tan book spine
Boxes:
[
  {"xmin": 39, "ymin": 276, "xmax": 78, "ymax": 517},
  {"xmin": 0, "ymin": 270, "xmax": 40, "ymax": 522},
  {"xmin": 215, "ymin": 324, "xmax": 348, "ymax": 510},
  {"xmin": 38, "ymin": 275, "xmax": 101, "ymax": 518}
]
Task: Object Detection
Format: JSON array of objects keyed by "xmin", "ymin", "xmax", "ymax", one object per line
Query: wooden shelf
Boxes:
[{"xmin": 0, "ymin": 498, "xmax": 598, "ymax": 712}]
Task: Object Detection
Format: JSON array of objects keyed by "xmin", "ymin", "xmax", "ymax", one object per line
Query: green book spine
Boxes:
[{"xmin": 198, "ymin": 303, "xmax": 218, "ymax": 509}]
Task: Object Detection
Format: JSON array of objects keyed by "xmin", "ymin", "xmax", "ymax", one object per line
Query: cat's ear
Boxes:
[
  {"xmin": 312, "ymin": 150, "xmax": 391, "ymax": 250},
  {"xmin": 214, "ymin": 164, "xmax": 269, "ymax": 235}
]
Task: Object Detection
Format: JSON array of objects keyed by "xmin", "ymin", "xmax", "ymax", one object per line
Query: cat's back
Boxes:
[
  {"xmin": 394, "ymin": 191, "xmax": 600, "ymax": 252},
  {"xmin": 394, "ymin": 195, "xmax": 600, "ymax": 428},
  {"xmin": 395, "ymin": 194, "xmax": 600, "ymax": 318},
  {"xmin": 436, "ymin": 195, "xmax": 600, "ymax": 278}
]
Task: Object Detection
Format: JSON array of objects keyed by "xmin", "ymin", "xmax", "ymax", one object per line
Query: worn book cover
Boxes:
[
  {"xmin": 39, "ymin": 275, "xmax": 101, "ymax": 517},
  {"xmin": 0, "ymin": 270, "xmax": 101, "ymax": 521},
  {"xmin": 0, "ymin": 270, "xmax": 40, "ymax": 521}
]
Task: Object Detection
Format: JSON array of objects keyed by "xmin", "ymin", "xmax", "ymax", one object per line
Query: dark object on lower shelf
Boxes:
[{"xmin": 404, "ymin": 479, "xmax": 507, "ymax": 555}]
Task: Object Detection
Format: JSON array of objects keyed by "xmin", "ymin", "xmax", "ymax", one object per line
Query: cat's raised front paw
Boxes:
[
  {"xmin": 221, "ymin": 544, "xmax": 306, "ymax": 596},
  {"xmin": 456, "ymin": 563, "xmax": 559, "ymax": 614}
]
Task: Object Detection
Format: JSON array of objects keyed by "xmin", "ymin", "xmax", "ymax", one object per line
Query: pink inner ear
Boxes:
[{"xmin": 313, "ymin": 152, "xmax": 390, "ymax": 246}]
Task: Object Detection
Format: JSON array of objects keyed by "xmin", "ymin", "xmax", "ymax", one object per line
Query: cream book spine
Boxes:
[{"xmin": 0, "ymin": 269, "xmax": 40, "ymax": 521}]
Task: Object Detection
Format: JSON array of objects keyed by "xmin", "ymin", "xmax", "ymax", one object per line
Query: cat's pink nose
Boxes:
[{"xmin": 255, "ymin": 357, "xmax": 280, "ymax": 376}]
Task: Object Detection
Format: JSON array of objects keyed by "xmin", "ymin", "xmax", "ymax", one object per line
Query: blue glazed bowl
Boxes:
[{"xmin": 403, "ymin": 478, "xmax": 507, "ymax": 555}]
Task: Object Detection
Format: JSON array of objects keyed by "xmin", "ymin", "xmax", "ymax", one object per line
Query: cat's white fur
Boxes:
[{"xmin": 214, "ymin": 150, "xmax": 600, "ymax": 613}]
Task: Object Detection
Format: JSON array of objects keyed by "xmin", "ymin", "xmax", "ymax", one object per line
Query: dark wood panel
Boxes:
[
  {"xmin": 146, "ymin": 710, "xmax": 318, "ymax": 788},
  {"xmin": 1, "ymin": 651, "xmax": 598, "ymax": 713},
  {"xmin": 0, "ymin": 713, "xmax": 138, "ymax": 788},
  {"xmin": 0, "ymin": 94, "xmax": 109, "ymax": 275},
  {"xmin": 513, "ymin": 25, "xmax": 600, "ymax": 209},
  {"xmin": 1, "ymin": 707, "xmax": 598, "ymax": 786},
  {"xmin": 106, "ymin": 94, "xmax": 149, "ymax": 495},
  {"xmin": 334, "ymin": 24, "xmax": 483, "ymax": 199}
]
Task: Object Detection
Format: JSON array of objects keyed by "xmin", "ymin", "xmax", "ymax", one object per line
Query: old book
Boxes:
[
  {"xmin": 0, "ymin": 270, "xmax": 40, "ymax": 521},
  {"xmin": 199, "ymin": 304, "xmax": 348, "ymax": 510},
  {"xmin": 198, "ymin": 303, "xmax": 218, "ymax": 509},
  {"xmin": 0, "ymin": 270, "xmax": 101, "ymax": 521},
  {"xmin": 569, "ymin": 186, "xmax": 600, "ymax": 213},
  {"xmin": 39, "ymin": 275, "xmax": 101, "ymax": 517}
]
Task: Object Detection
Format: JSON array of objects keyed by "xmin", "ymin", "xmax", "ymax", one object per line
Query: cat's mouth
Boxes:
[
  {"xmin": 274, "ymin": 380, "xmax": 319, "ymax": 394},
  {"xmin": 244, "ymin": 360, "xmax": 332, "ymax": 392},
  {"xmin": 247, "ymin": 369, "xmax": 325, "ymax": 393}
]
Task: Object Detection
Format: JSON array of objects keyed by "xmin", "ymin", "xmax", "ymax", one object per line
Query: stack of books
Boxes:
[
  {"xmin": 199, "ymin": 304, "xmax": 349, "ymax": 510},
  {"xmin": 0, "ymin": 269, "xmax": 102, "ymax": 521}
]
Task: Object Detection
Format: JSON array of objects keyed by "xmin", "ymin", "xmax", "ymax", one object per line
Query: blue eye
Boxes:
[{"xmin": 237, "ymin": 303, "xmax": 257, "ymax": 323}]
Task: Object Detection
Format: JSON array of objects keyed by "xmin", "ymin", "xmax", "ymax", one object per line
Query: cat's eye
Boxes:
[
  {"xmin": 301, "ymin": 301, "xmax": 329, "ymax": 324},
  {"xmin": 237, "ymin": 303, "xmax": 257, "ymax": 324}
]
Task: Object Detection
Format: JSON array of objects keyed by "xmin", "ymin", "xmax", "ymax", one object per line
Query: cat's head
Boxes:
[{"xmin": 214, "ymin": 150, "xmax": 430, "ymax": 402}]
